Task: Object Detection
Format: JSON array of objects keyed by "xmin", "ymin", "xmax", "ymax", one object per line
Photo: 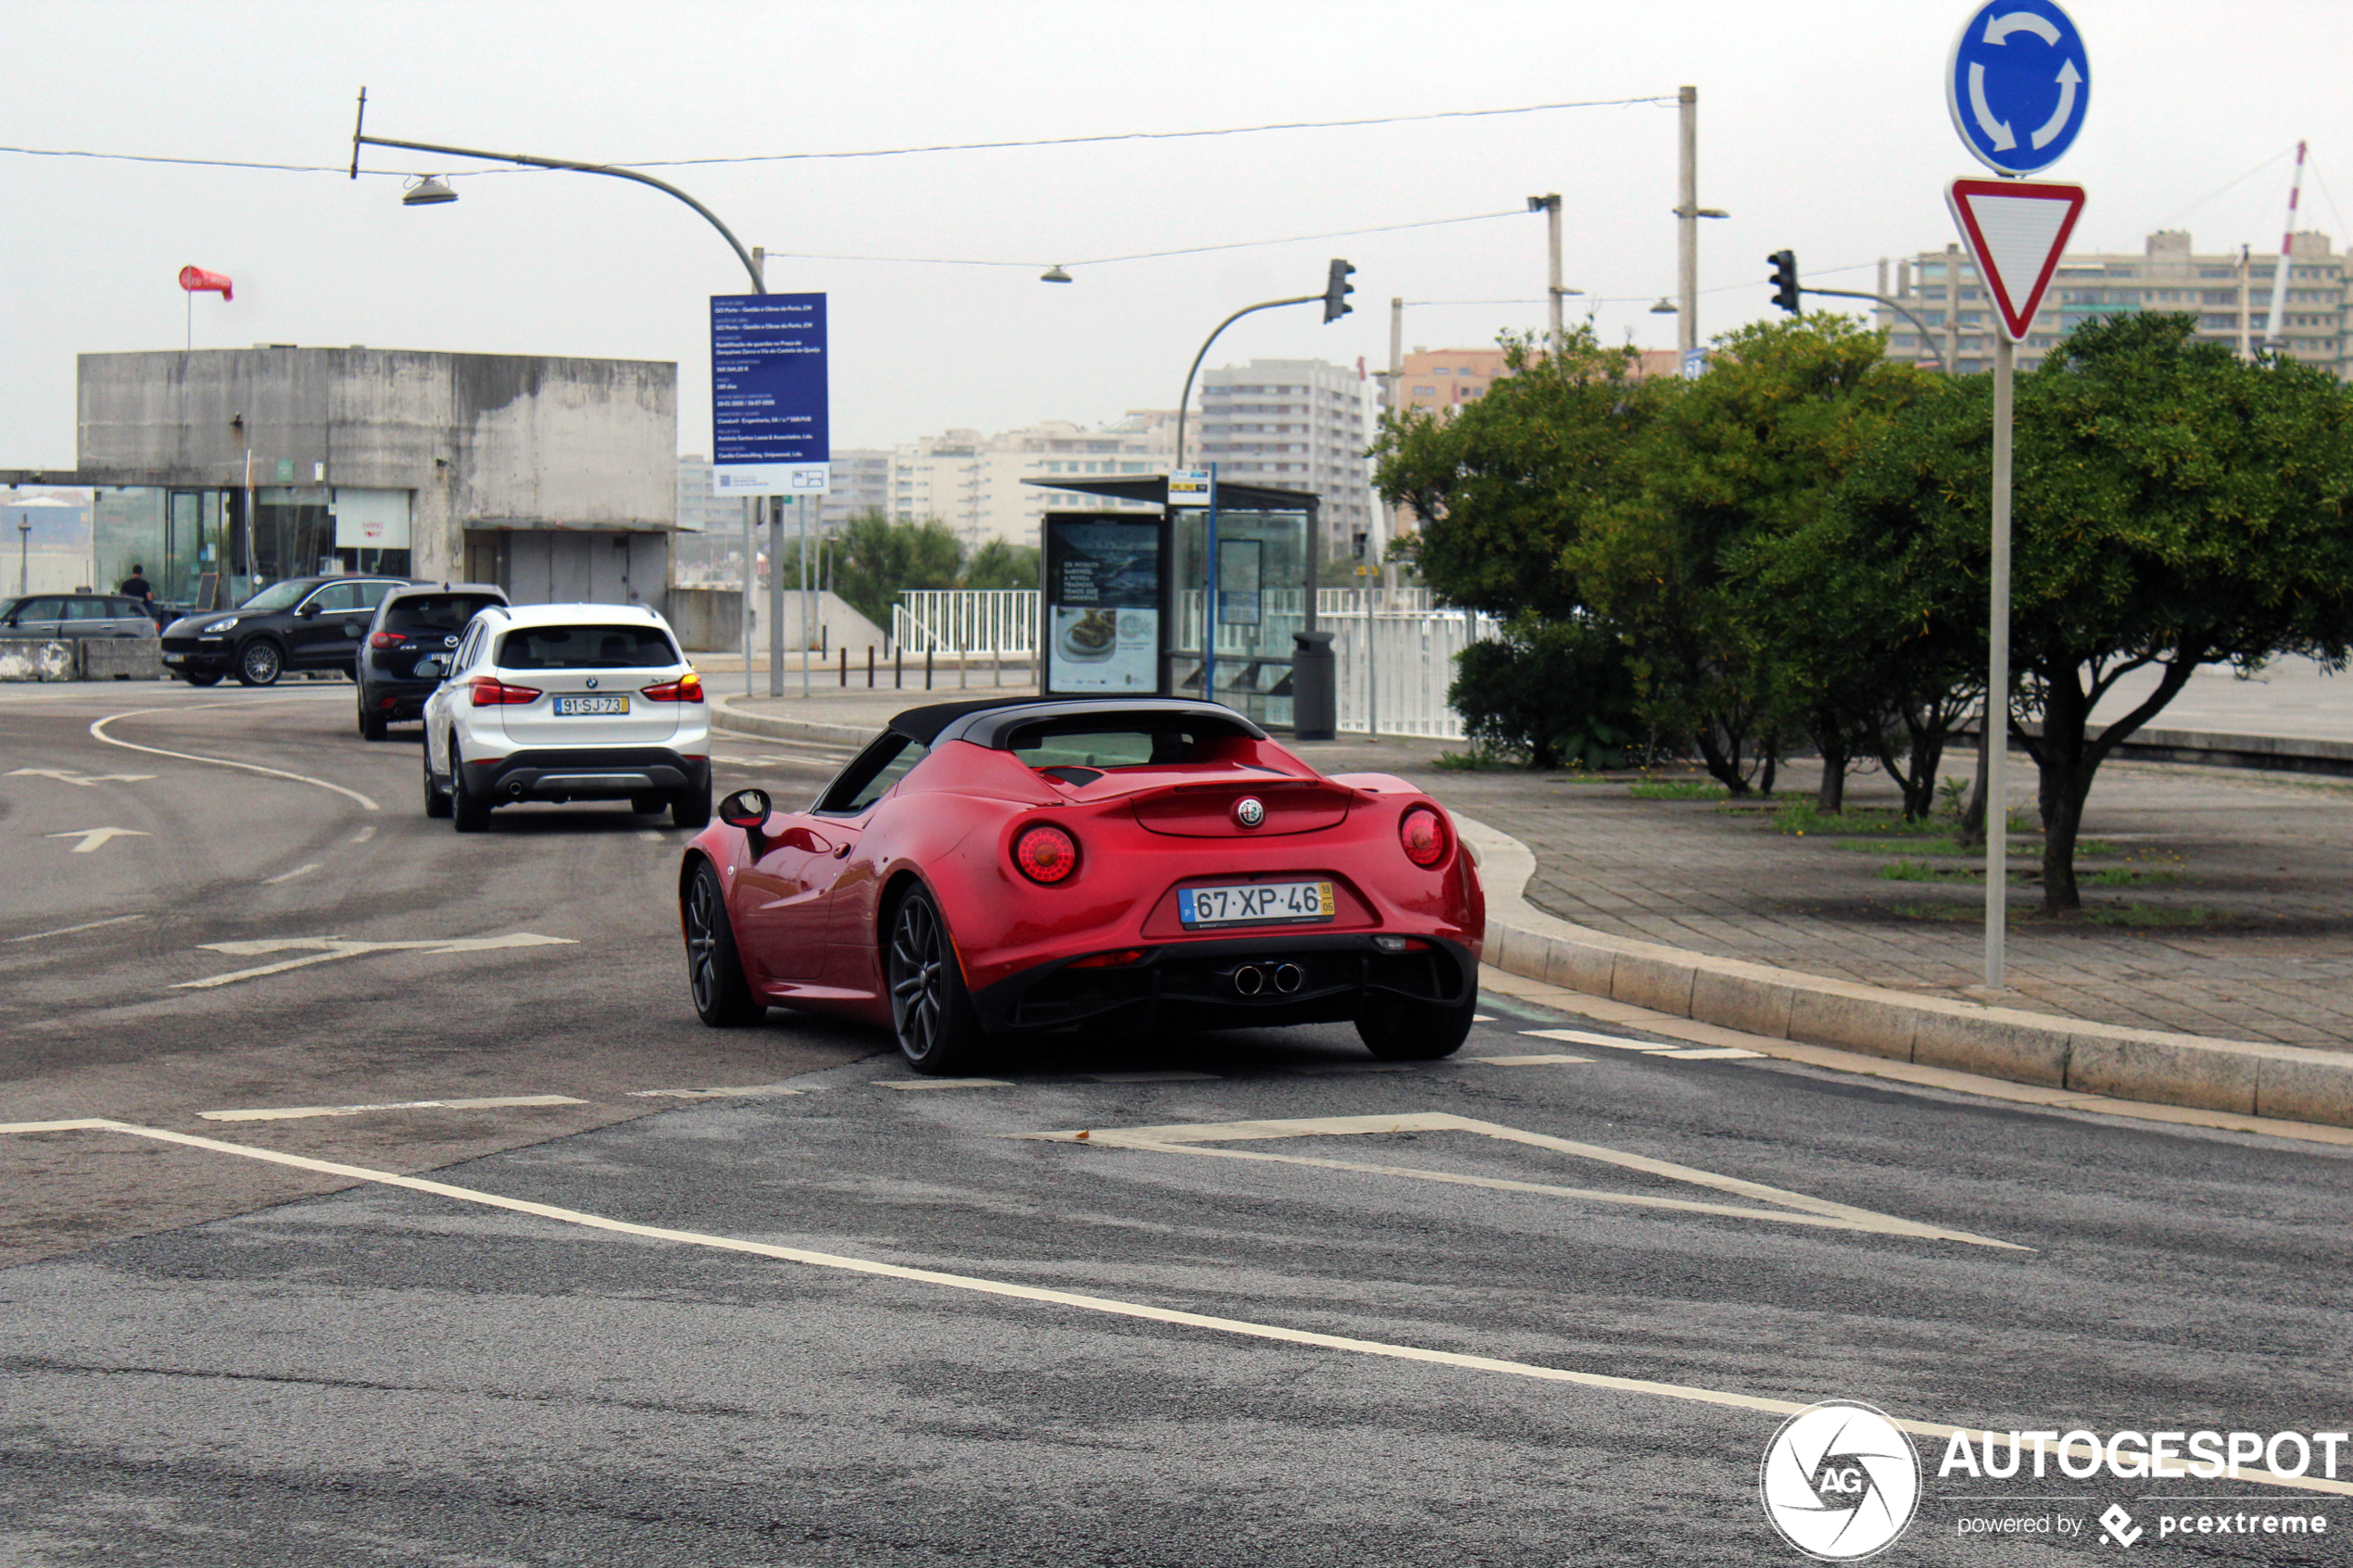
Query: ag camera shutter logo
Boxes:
[{"xmin": 1760, "ymin": 1400, "xmax": 1921, "ymax": 1561}]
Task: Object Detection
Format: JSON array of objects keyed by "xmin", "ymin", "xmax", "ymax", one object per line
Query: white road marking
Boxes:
[
  {"xmin": 1657, "ymin": 1047, "xmax": 1765, "ymax": 1060},
  {"xmin": 638, "ymin": 831, "xmax": 666, "ymax": 843},
  {"xmin": 1523, "ymin": 1028, "xmax": 1680, "ymax": 1053},
  {"xmin": 1022, "ymin": 1112, "xmax": 2023, "ymax": 1249},
  {"xmin": 1465, "ymin": 1054, "xmax": 1592, "ymax": 1066},
  {"xmin": 628, "ymin": 1085, "xmax": 807, "ymax": 1100},
  {"xmin": 90, "ymin": 709, "xmax": 381, "ymax": 811},
  {"xmin": 7, "ymin": 767, "xmax": 157, "ymax": 786},
  {"xmin": 348, "ymin": 825, "xmax": 375, "ymax": 845},
  {"xmin": 172, "ymin": 932, "xmax": 576, "ymax": 989},
  {"xmin": 262, "ymin": 862, "xmax": 321, "ymax": 884},
  {"xmin": 1082, "ymin": 1071, "xmax": 1223, "ymax": 1084},
  {"xmin": 8, "ymin": 913, "xmax": 148, "ymax": 943},
  {"xmin": 875, "ymin": 1078, "xmax": 1015, "ymax": 1091},
  {"xmin": 200, "ymin": 1094, "xmax": 586, "ymax": 1123},
  {"xmin": 6, "ymin": 1119, "xmax": 2337, "ymax": 1499},
  {"xmin": 44, "ymin": 826, "xmax": 149, "ymax": 853},
  {"xmin": 1471, "ymin": 1014, "xmax": 1496, "ymax": 1022}
]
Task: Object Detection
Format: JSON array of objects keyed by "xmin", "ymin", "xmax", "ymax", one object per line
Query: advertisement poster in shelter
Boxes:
[{"xmin": 1044, "ymin": 518, "xmax": 1159, "ymax": 695}]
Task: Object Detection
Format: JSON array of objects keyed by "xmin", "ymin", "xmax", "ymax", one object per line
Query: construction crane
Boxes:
[{"xmin": 2261, "ymin": 141, "xmax": 2309, "ymax": 354}]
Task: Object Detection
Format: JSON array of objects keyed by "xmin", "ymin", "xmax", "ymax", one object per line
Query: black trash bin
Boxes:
[{"xmin": 1290, "ymin": 630, "xmax": 1337, "ymax": 741}]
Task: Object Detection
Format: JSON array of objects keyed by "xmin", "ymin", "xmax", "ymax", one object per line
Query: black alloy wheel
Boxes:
[
  {"xmin": 235, "ymin": 639, "xmax": 283, "ymax": 687},
  {"xmin": 1356, "ymin": 991, "xmax": 1478, "ymax": 1060},
  {"xmin": 422, "ymin": 741, "xmax": 452, "ymax": 820},
  {"xmin": 887, "ymin": 886, "xmax": 988, "ymax": 1074},
  {"xmin": 684, "ymin": 860, "xmax": 763, "ymax": 1027}
]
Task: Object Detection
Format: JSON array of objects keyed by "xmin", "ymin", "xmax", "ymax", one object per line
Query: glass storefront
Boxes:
[
  {"xmin": 1167, "ymin": 506, "xmax": 1313, "ymax": 730},
  {"xmin": 91, "ymin": 485, "xmax": 413, "ymax": 611}
]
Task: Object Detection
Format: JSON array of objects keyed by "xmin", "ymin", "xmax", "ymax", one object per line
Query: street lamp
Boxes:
[
  {"xmin": 1174, "ymin": 260, "xmax": 1354, "ymax": 468},
  {"xmin": 1039, "ymin": 265, "xmax": 1073, "ymax": 283},
  {"xmin": 401, "ymin": 174, "xmax": 458, "ymax": 207}
]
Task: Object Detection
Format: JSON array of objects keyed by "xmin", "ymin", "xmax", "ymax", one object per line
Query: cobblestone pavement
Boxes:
[{"xmin": 1340, "ymin": 744, "xmax": 2353, "ymax": 1054}]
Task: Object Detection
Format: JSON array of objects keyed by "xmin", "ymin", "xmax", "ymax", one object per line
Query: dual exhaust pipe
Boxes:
[{"xmin": 1233, "ymin": 962, "xmax": 1303, "ymax": 997}]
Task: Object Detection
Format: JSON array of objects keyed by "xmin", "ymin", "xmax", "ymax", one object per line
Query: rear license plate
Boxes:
[
  {"xmin": 554, "ymin": 695, "xmax": 629, "ymax": 716},
  {"xmin": 1178, "ymin": 879, "xmax": 1335, "ymax": 929},
  {"xmin": 161, "ymin": 653, "xmax": 183, "ymax": 663}
]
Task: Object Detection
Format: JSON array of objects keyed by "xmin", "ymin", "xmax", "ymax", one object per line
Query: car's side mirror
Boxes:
[
  {"xmin": 296, "ymin": 602, "xmax": 321, "ymax": 619},
  {"xmin": 719, "ymin": 788, "xmax": 772, "ymax": 832}
]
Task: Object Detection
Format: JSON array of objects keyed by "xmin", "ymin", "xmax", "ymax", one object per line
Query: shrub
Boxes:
[{"xmin": 1450, "ymin": 615, "xmax": 1645, "ymax": 770}]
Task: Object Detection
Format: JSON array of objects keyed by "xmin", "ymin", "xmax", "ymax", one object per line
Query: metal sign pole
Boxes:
[
  {"xmin": 1985, "ymin": 332, "xmax": 2014, "ymax": 988},
  {"xmin": 800, "ymin": 494, "xmax": 812, "ymax": 698},
  {"xmin": 742, "ymin": 495, "xmax": 756, "ymax": 699},
  {"xmin": 1202, "ymin": 464, "xmax": 1220, "ymax": 703}
]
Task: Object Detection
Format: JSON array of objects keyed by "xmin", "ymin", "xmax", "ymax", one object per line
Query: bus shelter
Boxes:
[{"xmin": 1024, "ymin": 474, "xmax": 1320, "ymax": 731}]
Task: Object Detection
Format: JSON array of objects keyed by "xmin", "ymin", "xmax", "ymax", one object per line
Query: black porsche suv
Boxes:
[
  {"xmin": 160, "ymin": 575, "xmax": 416, "ymax": 686},
  {"xmin": 355, "ymin": 583, "xmax": 509, "ymax": 739}
]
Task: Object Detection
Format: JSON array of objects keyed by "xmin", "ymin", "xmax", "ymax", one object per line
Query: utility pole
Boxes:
[
  {"xmin": 1985, "ymin": 331, "xmax": 2015, "ymax": 988},
  {"xmin": 1677, "ymin": 86, "xmax": 1698, "ymax": 357},
  {"xmin": 1528, "ymin": 194, "xmax": 1564, "ymax": 345},
  {"xmin": 767, "ymin": 496, "xmax": 785, "ymax": 697}
]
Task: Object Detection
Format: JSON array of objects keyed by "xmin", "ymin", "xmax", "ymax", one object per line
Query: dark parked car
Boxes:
[
  {"xmin": 355, "ymin": 583, "xmax": 508, "ymax": 740},
  {"xmin": 160, "ymin": 575, "xmax": 414, "ymax": 687},
  {"xmin": 0, "ymin": 594, "xmax": 159, "ymax": 641}
]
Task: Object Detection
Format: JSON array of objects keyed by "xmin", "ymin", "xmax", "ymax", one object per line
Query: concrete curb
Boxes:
[
  {"xmin": 709, "ymin": 695, "xmax": 876, "ymax": 749},
  {"xmin": 1455, "ymin": 814, "xmax": 2353, "ymax": 1131}
]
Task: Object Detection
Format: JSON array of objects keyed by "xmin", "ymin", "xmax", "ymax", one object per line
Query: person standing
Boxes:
[{"xmin": 119, "ymin": 564, "xmax": 161, "ymax": 629}]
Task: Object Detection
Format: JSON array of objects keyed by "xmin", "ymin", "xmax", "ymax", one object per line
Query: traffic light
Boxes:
[
  {"xmin": 1768, "ymin": 250, "xmax": 1801, "ymax": 315},
  {"xmin": 1352, "ymin": 531, "xmax": 1369, "ymax": 561},
  {"xmin": 1323, "ymin": 257, "xmax": 1355, "ymax": 323}
]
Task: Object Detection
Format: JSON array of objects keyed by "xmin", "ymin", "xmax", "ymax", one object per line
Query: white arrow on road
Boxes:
[
  {"xmin": 2032, "ymin": 58, "xmax": 2082, "ymax": 149},
  {"xmin": 45, "ymin": 827, "xmax": 151, "ymax": 853},
  {"xmin": 10, "ymin": 768, "xmax": 157, "ymax": 786},
  {"xmin": 173, "ymin": 932, "xmax": 576, "ymax": 989}
]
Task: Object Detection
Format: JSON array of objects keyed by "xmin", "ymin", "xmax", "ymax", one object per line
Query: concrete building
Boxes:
[
  {"xmin": 892, "ymin": 412, "xmax": 1175, "ymax": 551},
  {"xmin": 1873, "ymin": 230, "xmax": 2347, "ymax": 380},
  {"xmin": 64, "ymin": 346, "xmax": 677, "ymax": 611},
  {"xmin": 1194, "ymin": 359, "xmax": 1371, "ymax": 555},
  {"xmin": 819, "ymin": 450, "xmax": 892, "ymax": 531}
]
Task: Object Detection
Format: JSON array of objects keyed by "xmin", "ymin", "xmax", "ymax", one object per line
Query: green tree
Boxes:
[
  {"xmin": 831, "ymin": 511, "xmax": 962, "ymax": 629},
  {"xmin": 960, "ymin": 539, "xmax": 1039, "ymax": 593},
  {"xmin": 1833, "ymin": 314, "xmax": 2353, "ymax": 909}
]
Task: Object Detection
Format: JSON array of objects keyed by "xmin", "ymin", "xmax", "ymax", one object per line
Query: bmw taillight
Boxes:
[
  {"xmin": 641, "ymin": 671, "xmax": 705, "ymax": 703},
  {"xmin": 468, "ymin": 675, "xmax": 540, "ymax": 708},
  {"xmin": 369, "ymin": 631, "xmax": 408, "ymax": 649},
  {"xmin": 1013, "ymin": 823, "xmax": 1079, "ymax": 884},
  {"xmin": 1400, "ymin": 806, "xmax": 1448, "ymax": 867}
]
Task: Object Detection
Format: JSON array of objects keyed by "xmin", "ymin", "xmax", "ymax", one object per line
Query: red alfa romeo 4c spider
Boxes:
[{"xmin": 678, "ymin": 696, "xmax": 1484, "ymax": 1073}]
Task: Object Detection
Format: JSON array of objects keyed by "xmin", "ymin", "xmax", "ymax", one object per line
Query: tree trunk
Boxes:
[
  {"xmin": 1816, "ymin": 736, "xmax": 1848, "ymax": 812},
  {"xmin": 2036, "ymin": 675, "xmax": 2093, "ymax": 913},
  {"xmin": 1758, "ymin": 732, "xmax": 1779, "ymax": 797},
  {"xmin": 1957, "ymin": 736, "xmax": 1989, "ymax": 848},
  {"xmin": 1694, "ymin": 724, "xmax": 1750, "ymax": 797}
]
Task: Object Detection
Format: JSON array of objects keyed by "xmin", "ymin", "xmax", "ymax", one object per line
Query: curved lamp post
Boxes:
[{"xmin": 1173, "ymin": 295, "xmax": 1318, "ymax": 469}]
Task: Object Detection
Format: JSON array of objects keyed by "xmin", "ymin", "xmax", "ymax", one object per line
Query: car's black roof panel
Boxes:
[{"xmin": 889, "ymin": 696, "xmax": 1265, "ymax": 748}]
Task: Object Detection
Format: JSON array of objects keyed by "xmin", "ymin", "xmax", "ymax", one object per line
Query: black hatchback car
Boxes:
[
  {"xmin": 161, "ymin": 575, "xmax": 415, "ymax": 686},
  {"xmin": 355, "ymin": 583, "xmax": 509, "ymax": 739}
]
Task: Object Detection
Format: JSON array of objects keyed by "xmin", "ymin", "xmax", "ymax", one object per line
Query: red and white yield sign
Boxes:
[{"xmin": 1944, "ymin": 179, "xmax": 2085, "ymax": 340}]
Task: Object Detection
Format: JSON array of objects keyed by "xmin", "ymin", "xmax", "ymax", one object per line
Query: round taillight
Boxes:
[
  {"xmin": 1400, "ymin": 806, "xmax": 1447, "ymax": 868},
  {"xmin": 1013, "ymin": 823, "xmax": 1079, "ymax": 884}
]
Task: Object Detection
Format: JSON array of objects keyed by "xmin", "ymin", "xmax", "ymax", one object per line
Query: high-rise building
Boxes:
[
  {"xmin": 1872, "ymin": 230, "xmax": 2347, "ymax": 381},
  {"xmin": 1193, "ymin": 358, "xmax": 1372, "ymax": 554},
  {"xmin": 892, "ymin": 412, "xmax": 1175, "ymax": 550},
  {"xmin": 818, "ymin": 452, "xmax": 892, "ymax": 531}
]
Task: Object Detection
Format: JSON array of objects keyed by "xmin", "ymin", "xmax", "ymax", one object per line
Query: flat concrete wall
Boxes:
[
  {"xmin": 0, "ymin": 639, "xmax": 75, "ymax": 681},
  {"xmin": 669, "ymin": 588, "xmax": 889, "ymax": 655},
  {"xmin": 77, "ymin": 347, "xmax": 676, "ymax": 583}
]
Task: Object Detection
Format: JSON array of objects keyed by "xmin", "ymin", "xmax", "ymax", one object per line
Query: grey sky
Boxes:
[{"xmin": 5, "ymin": 0, "xmax": 2347, "ymax": 470}]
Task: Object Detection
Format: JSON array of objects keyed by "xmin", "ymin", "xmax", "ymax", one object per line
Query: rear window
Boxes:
[
  {"xmin": 496, "ymin": 623, "xmax": 678, "ymax": 670},
  {"xmin": 388, "ymin": 594, "xmax": 502, "ymax": 634},
  {"xmin": 1007, "ymin": 724, "xmax": 1222, "ymax": 769}
]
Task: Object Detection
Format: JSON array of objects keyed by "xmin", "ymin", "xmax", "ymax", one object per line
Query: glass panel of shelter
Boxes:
[{"xmin": 1165, "ymin": 506, "xmax": 1309, "ymax": 730}]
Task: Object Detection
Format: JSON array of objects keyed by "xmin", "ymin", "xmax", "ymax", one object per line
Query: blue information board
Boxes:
[{"xmin": 711, "ymin": 292, "xmax": 830, "ymax": 495}]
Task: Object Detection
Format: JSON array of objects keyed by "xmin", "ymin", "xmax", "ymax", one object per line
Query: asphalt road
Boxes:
[{"xmin": 3, "ymin": 683, "xmax": 2349, "ymax": 1566}]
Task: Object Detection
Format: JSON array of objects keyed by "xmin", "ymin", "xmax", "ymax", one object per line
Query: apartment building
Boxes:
[
  {"xmin": 1872, "ymin": 230, "xmax": 2347, "ymax": 380},
  {"xmin": 1193, "ymin": 358, "xmax": 1372, "ymax": 554},
  {"xmin": 892, "ymin": 412, "xmax": 1176, "ymax": 550}
]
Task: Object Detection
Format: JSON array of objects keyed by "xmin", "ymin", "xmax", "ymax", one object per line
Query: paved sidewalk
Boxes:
[{"xmin": 706, "ymin": 681, "xmax": 2353, "ymax": 1053}]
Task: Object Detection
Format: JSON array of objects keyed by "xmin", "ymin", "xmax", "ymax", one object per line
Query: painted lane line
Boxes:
[
  {"xmin": 1082, "ymin": 1071, "xmax": 1223, "ymax": 1084},
  {"xmin": 44, "ymin": 827, "xmax": 149, "ymax": 854},
  {"xmin": 8, "ymin": 913, "xmax": 147, "ymax": 943},
  {"xmin": 200, "ymin": 1094, "xmax": 586, "ymax": 1123},
  {"xmin": 262, "ymin": 862, "xmax": 321, "ymax": 885},
  {"xmin": 7, "ymin": 768, "xmax": 157, "ymax": 786},
  {"xmin": 348, "ymin": 825, "xmax": 375, "ymax": 845},
  {"xmin": 1471, "ymin": 1014, "xmax": 1497, "ymax": 1022},
  {"xmin": 627, "ymin": 1085, "xmax": 807, "ymax": 1100},
  {"xmin": 875, "ymin": 1078, "xmax": 1015, "ymax": 1091},
  {"xmin": 6, "ymin": 1120, "xmax": 2335, "ymax": 1499},
  {"xmin": 1465, "ymin": 1054, "xmax": 1592, "ymax": 1067},
  {"xmin": 1658, "ymin": 1047, "xmax": 1765, "ymax": 1060},
  {"xmin": 1523, "ymin": 1028, "xmax": 1680, "ymax": 1053},
  {"xmin": 1019, "ymin": 1112, "xmax": 2022, "ymax": 1249},
  {"xmin": 90, "ymin": 709, "xmax": 381, "ymax": 811},
  {"xmin": 172, "ymin": 933, "xmax": 576, "ymax": 990}
]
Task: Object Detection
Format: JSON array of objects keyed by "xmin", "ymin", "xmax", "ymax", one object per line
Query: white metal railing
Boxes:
[
  {"xmin": 1324, "ymin": 606, "xmax": 1501, "ymax": 740},
  {"xmin": 1316, "ymin": 585, "xmax": 1436, "ymax": 616},
  {"xmin": 893, "ymin": 589, "xmax": 1038, "ymax": 657}
]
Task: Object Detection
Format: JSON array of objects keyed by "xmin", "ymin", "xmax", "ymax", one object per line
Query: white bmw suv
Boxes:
[{"xmin": 421, "ymin": 602, "xmax": 711, "ymax": 833}]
